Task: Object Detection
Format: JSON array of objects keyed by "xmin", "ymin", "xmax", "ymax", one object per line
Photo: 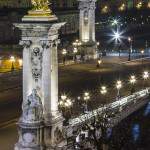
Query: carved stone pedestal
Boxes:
[
  {"xmin": 44, "ymin": 113, "xmax": 64, "ymax": 149},
  {"xmin": 80, "ymin": 42, "xmax": 97, "ymax": 59},
  {"xmin": 78, "ymin": 0, "xmax": 97, "ymax": 59},
  {"xmin": 15, "ymin": 122, "xmax": 44, "ymax": 150}
]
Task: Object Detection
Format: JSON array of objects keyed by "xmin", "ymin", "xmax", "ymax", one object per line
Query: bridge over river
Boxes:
[{"xmin": 66, "ymin": 88, "xmax": 150, "ymax": 139}]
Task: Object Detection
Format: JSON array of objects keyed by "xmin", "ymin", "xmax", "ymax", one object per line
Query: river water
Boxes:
[{"xmin": 109, "ymin": 100, "xmax": 150, "ymax": 150}]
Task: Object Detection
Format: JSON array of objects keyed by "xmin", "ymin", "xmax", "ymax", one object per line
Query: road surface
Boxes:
[{"xmin": 0, "ymin": 57, "xmax": 150, "ymax": 125}]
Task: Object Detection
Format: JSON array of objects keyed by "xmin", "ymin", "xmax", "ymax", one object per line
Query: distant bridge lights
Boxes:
[
  {"xmin": 59, "ymin": 94, "xmax": 72, "ymax": 115},
  {"xmin": 116, "ymin": 80, "xmax": 122, "ymax": 99},
  {"xmin": 100, "ymin": 86, "xmax": 107, "ymax": 95},
  {"xmin": 143, "ymin": 71, "xmax": 149, "ymax": 80},
  {"xmin": 83, "ymin": 92, "xmax": 90, "ymax": 113},
  {"xmin": 129, "ymin": 75, "xmax": 136, "ymax": 84},
  {"xmin": 129, "ymin": 75, "xmax": 136, "ymax": 94}
]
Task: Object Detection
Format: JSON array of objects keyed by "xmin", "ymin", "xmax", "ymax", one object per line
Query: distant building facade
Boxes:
[
  {"xmin": 0, "ymin": 0, "xmax": 79, "ymax": 44},
  {"xmin": 0, "ymin": 0, "xmax": 150, "ymax": 43}
]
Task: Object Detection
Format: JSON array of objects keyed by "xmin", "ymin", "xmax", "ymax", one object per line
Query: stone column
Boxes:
[
  {"xmin": 78, "ymin": 0, "xmax": 97, "ymax": 59},
  {"xmin": 50, "ymin": 39, "xmax": 59, "ymax": 116},
  {"xmin": 79, "ymin": 0, "xmax": 96, "ymax": 43},
  {"xmin": 14, "ymin": 15, "xmax": 65, "ymax": 149}
]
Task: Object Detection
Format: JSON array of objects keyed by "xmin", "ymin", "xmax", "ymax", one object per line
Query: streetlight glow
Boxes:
[
  {"xmin": 100, "ymin": 86, "xmax": 107, "ymax": 95},
  {"xmin": 98, "ymin": 60, "xmax": 102, "ymax": 65},
  {"xmin": 116, "ymin": 80, "xmax": 122, "ymax": 89},
  {"xmin": 114, "ymin": 31, "xmax": 120, "ymax": 40},
  {"xmin": 112, "ymin": 19, "xmax": 119, "ymax": 26},
  {"xmin": 143, "ymin": 71, "xmax": 149, "ymax": 80},
  {"xmin": 62, "ymin": 49, "xmax": 67, "ymax": 55},
  {"xmin": 73, "ymin": 47, "xmax": 78, "ymax": 54},
  {"xmin": 83, "ymin": 92, "xmax": 90, "ymax": 101},
  {"xmin": 129, "ymin": 75, "xmax": 136, "ymax": 84},
  {"xmin": 10, "ymin": 56, "xmax": 15, "ymax": 62},
  {"xmin": 61, "ymin": 94, "xmax": 67, "ymax": 100},
  {"xmin": 141, "ymin": 50, "xmax": 144, "ymax": 54}
]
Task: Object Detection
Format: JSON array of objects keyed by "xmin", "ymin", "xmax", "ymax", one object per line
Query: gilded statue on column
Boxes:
[
  {"xmin": 28, "ymin": 0, "xmax": 52, "ymax": 16},
  {"xmin": 31, "ymin": 0, "xmax": 50, "ymax": 11}
]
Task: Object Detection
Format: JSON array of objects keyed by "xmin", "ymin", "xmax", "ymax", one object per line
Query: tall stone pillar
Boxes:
[
  {"xmin": 78, "ymin": 0, "xmax": 97, "ymax": 59},
  {"xmin": 14, "ymin": 6, "xmax": 65, "ymax": 150}
]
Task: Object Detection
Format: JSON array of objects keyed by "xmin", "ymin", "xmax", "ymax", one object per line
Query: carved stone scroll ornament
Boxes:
[
  {"xmin": 19, "ymin": 40, "xmax": 32, "ymax": 48},
  {"xmin": 31, "ymin": 47, "xmax": 43, "ymax": 82},
  {"xmin": 22, "ymin": 89, "xmax": 43, "ymax": 123},
  {"xmin": 40, "ymin": 40, "xmax": 51, "ymax": 49},
  {"xmin": 40, "ymin": 39, "xmax": 60, "ymax": 48}
]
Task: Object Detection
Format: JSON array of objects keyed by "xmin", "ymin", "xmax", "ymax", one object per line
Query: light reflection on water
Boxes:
[
  {"xmin": 106, "ymin": 128, "xmax": 112, "ymax": 138},
  {"xmin": 132, "ymin": 124, "xmax": 140, "ymax": 142},
  {"xmin": 144, "ymin": 102, "xmax": 150, "ymax": 116}
]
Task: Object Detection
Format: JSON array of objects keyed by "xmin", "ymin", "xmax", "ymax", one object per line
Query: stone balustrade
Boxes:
[{"xmin": 69, "ymin": 88, "xmax": 150, "ymax": 127}]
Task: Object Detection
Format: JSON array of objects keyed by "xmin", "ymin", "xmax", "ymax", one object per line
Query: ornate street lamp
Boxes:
[
  {"xmin": 129, "ymin": 75, "xmax": 136, "ymax": 94},
  {"xmin": 62, "ymin": 49, "xmax": 67, "ymax": 65},
  {"xmin": 59, "ymin": 94, "xmax": 72, "ymax": 119},
  {"xmin": 128, "ymin": 37, "xmax": 133, "ymax": 61},
  {"xmin": 100, "ymin": 86, "xmax": 107, "ymax": 95},
  {"xmin": 116, "ymin": 80, "xmax": 122, "ymax": 100},
  {"xmin": 83, "ymin": 92, "xmax": 90, "ymax": 113},
  {"xmin": 143, "ymin": 71, "xmax": 149, "ymax": 80},
  {"xmin": 73, "ymin": 47, "xmax": 78, "ymax": 62},
  {"xmin": 141, "ymin": 50, "xmax": 144, "ymax": 66},
  {"xmin": 143, "ymin": 71, "xmax": 149, "ymax": 87},
  {"xmin": 10, "ymin": 56, "xmax": 15, "ymax": 71}
]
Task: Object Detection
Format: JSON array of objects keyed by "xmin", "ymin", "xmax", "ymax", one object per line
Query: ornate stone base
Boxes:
[
  {"xmin": 80, "ymin": 42, "xmax": 97, "ymax": 59},
  {"xmin": 15, "ymin": 121, "xmax": 44, "ymax": 150},
  {"xmin": 44, "ymin": 113, "xmax": 65, "ymax": 149}
]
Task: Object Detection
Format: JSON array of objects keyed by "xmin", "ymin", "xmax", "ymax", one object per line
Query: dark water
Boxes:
[{"xmin": 109, "ymin": 101, "xmax": 150, "ymax": 150}]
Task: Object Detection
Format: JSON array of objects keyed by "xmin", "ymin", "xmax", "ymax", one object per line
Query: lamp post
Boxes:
[
  {"xmin": 59, "ymin": 94, "xmax": 72, "ymax": 121},
  {"xmin": 100, "ymin": 86, "xmax": 107, "ymax": 95},
  {"xmin": 116, "ymin": 80, "xmax": 122, "ymax": 100},
  {"xmin": 10, "ymin": 56, "xmax": 15, "ymax": 72},
  {"xmin": 141, "ymin": 50, "xmax": 144, "ymax": 66},
  {"xmin": 73, "ymin": 39, "xmax": 82, "ymax": 49},
  {"xmin": 62, "ymin": 49, "xmax": 67, "ymax": 65},
  {"xmin": 128, "ymin": 37, "xmax": 132, "ymax": 61},
  {"xmin": 96, "ymin": 42, "xmax": 100, "ymax": 58},
  {"xmin": 142, "ymin": 71, "xmax": 149, "ymax": 87},
  {"xmin": 83, "ymin": 92, "xmax": 90, "ymax": 113},
  {"xmin": 113, "ymin": 30, "xmax": 122, "ymax": 57},
  {"xmin": 73, "ymin": 47, "xmax": 78, "ymax": 62},
  {"xmin": 73, "ymin": 39, "xmax": 82, "ymax": 60},
  {"xmin": 97, "ymin": 59, "xmax": 102, "ymax": 68},
  {"xmin": 129, "ymin": 75, "xmax": 136, "ymax": 94}
]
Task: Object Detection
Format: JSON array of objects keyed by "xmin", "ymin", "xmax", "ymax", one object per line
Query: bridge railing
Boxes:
[{"xmin": 69, "ymin": 88, "xmax": 150, "ymax": 127}]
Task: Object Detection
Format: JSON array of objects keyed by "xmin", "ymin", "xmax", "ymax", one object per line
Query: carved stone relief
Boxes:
[
  {"xmin": 22, "ymin": 89, "xmax": 43, "ymax": 123},
  {"xmin": 31, "ymin": 47, "xmax": 43, "ymax": 82}
]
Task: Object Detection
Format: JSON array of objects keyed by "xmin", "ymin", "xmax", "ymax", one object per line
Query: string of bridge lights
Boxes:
[{"xmin": 59, "ymin": 70, "xmax": 150, "ymax": 109}]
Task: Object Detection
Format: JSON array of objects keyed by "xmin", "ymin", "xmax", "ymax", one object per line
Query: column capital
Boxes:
[
  {"xmin": 40, "ymin": 39, "xmax": 60, "ymax": 49},
  {"xmin": 79, "ymin": 0, "xmax": 96, "ymax": 10},
  {"xmin": 19, "ymin": 40, "xmax": 32, "ymax": 48},
  {"xmin": 40, "ymin": 40, "xmax": 51, "ymax": 49}
]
